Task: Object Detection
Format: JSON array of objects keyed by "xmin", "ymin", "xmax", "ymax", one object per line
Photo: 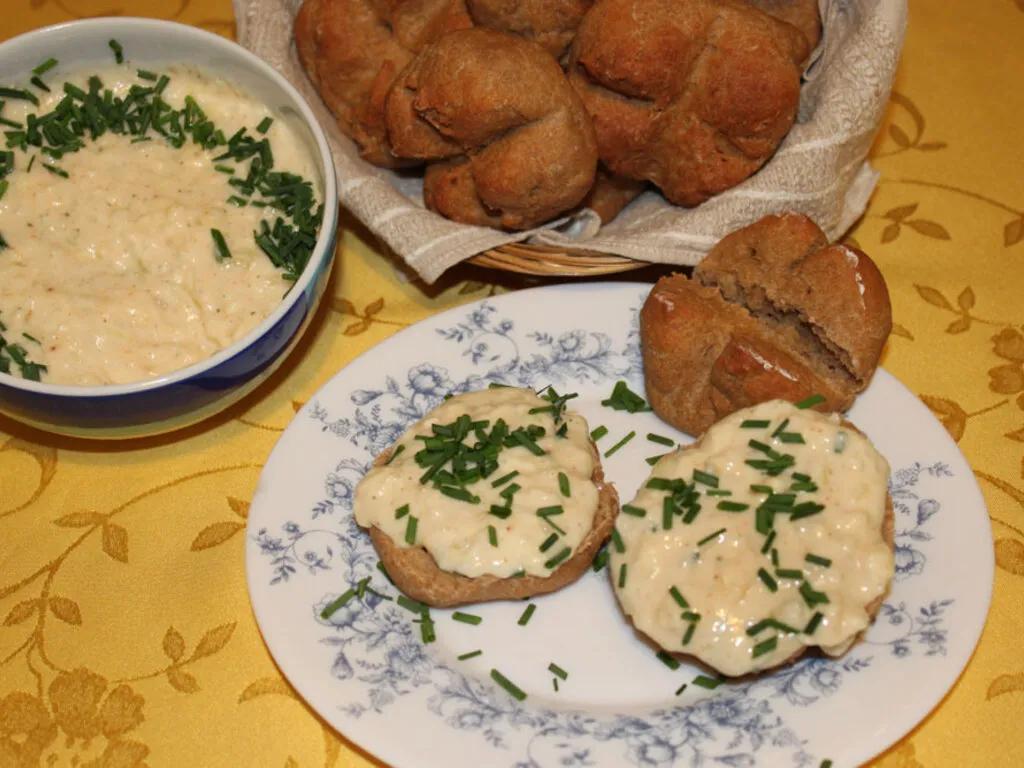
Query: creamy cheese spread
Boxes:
[
  {"xmin": 0, "ymin": 65, "xmax": 320, "ymax": 385},
  {"xmin": 612, "ymin": 400, "xmax": 892, "ymax": 677},
  {"xmin": 354, "ymin": 387, "xmax": 600, "ymax": 579}
]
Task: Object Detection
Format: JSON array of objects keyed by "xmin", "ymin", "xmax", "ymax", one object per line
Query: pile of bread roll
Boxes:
[{"xmin": 295, "ymin": 0, "xmax": 822, "ymax": 230}]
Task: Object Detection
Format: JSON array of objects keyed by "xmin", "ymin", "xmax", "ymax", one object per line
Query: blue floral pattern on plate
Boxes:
[{"xmin": 246, "ymin": 283, "xmax": 993, "ymax": 768}]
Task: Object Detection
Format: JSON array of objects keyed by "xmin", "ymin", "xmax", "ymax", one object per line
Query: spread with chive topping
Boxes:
[
  {"xmin": 355, "ymin": 387, "xmax": 600, "ymax": 578},
  {"xmin": 0, "ymin": 47, "xmax": 321, "ymax": 385},
  {"xmin": 612, "ymin": 400, "xmax": 892, "ymax": 677}
]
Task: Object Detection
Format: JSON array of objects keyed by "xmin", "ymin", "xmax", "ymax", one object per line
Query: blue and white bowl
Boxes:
[{"xmin": 0, "ymin": 18, "xmax": 338, "ymax": 438}]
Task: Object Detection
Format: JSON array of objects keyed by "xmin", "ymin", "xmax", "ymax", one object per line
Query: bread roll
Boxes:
[{"xmin": 641, "ymin": 213, "xmax": 892, "ymax": 436}]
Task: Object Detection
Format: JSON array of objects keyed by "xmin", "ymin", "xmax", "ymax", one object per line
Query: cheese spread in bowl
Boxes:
[{"xmin": 0, "ymin": 19, "xmax": 338, "ymax": 437}]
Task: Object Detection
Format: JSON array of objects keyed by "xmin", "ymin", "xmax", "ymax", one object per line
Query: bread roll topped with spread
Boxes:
[
  {"xmin": 355, "ymin": 387, "xmax": 618, "ymax": 606},
  {"xmin": 611, "ymin": 399, "xmax": 893, "ymax": 677}
]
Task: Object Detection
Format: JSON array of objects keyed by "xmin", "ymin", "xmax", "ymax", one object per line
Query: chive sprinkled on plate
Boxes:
[
  {"xmin": 397, "ymin": 595, "xmax": 427, "ymax": 614},
  {"xmin": 692, "ymin": 675, "xmax": 722, "ymax": 690},
  {"xmin": 601, "ymin": 380, "xmax": 651, "ymax": 412},
  {"xmin": 674, "ymin": 682, "xmax": 688, "ymax": 696},
  {"xmin": 656, "ymin": 650, "xmax": 680, "ymax": 670},
  {"xmin": 603, "ymin": 430, "xmax": 636, "ymax": 457},
  {"xmin": 590, "ymin": 425, "xmax": 608, "ymax": 441},
  {"xmin": 490, "ymin": 669, "xmax": 527, "ymax": 701},
  {"xmin": 647, "ymin": 432, "xmax": 674, "ymax": 446},
  {"xmin": 457, "ymin": 650, "xmax": 482, "ymax": 661},
  {"xmin": 452, "ymin": 611, "xmax": 482, "ymax": 625},
  {"xmin": 517, "ymin": 603, "xmax": 536, "ymax": 626}
]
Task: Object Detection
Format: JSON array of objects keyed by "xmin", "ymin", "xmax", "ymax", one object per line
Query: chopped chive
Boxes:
[
  {"xmin": 621, "ymin": 504, "xmax": 647, "ymax": 517},
  {"xmin": 697, "ymin": 528, "xmax": 726, "ymax": 546},
  {"xmin": 488, "ymin": 505, "xmax": 512, "ymax": 519},
  {"xmin": 805, "ymin": 611, "xmax": 824, "ymax": 634},
  {"xmin": 439, "ymin": 485, "xmax": 480, "ymax": 504},
  {"xmin": 452, "ymin": 611, "xmax": 482, "ymax": 625},
  {"xmin": 682, "ymin": 622, "xmax": 697, "ymax": 645},
  {"xmin": 491, "ymin": 470, "xmax": 519, "ymax": 487},
  {"xmin": 404, "ymin": 515, "xmax": 418, "ymax": 545},
  {"xmin": 752, "ymin": 636, "xmax": 778, "ymax": 658},
  {"xmin": 795, "ymin": 394, "xmax": 825, "ymax": 409},
  {"xmin": 681, "ymin": 611, "xmax": 701, "ymax": 622},
  {"xmin": 210, "ymin": 228, "xmax": 231, "ymax": 261},
  {"xmin": 760, "ymin": 530, "xmax": 777, "ymax": 554},
  {"xmin": 675, "ymin": 682, "xmax": 688, "ymax": 695},
  {"xmin": 669, "ymin": 586, "xmax": 689, "ymax": 609},
  {"xmin": 646, "ymin": 453, "xmax": 669, "ymax": 465},
  {"xmin": 603, "ymin": 430, "xmax": 636, "ymax": 458},
  {"xmin": 820, "ymin": 761, "xmax": 833, "ymax": 768},
  {"xmin": 771, "ymin": 418, "xmax": 790, "ymax": 437},
  {"xmin": 740, "ymin": 419, "xmax": 770, "ymax": 428},
  {"xmin": 30, "ymin": 76, "xmax": 50, "ymax": 92},
  {"xmin": 137, "ymin": 69, "xmax": 158, "ymax": 81},
  {"xmin": 590, "ymin": 425, "xmax": 608, "ymax": 441},
  {"xmin": 617, "ymin": 563, "xmax": 628, "ymax": 588},
  {"xmin": 790, "ymin": 502, "xmax": 825, "ymax": 520},
  {"xmin": 591, "ymin": 546, "xmax": 609, "ymax": 572},
  {"xmin": 256, "ymin": 116, "xmax": 274, "ymax": 133},
  {"xmin": 717, "ymin": 501, "xmax": 748, "ymax": 512},
  {"xmin": 692, "ymin": 675, "xmax": 722, "ymax": 690},
  {"xmin": 108, "ymin": 39, "xmax": 125, "ymax": 64},
  {"xmin": 544, "ymin": 546, "xmax": 572, "ymax": 569},
  {"xmin": 385, "ymin": 444, "xmax": 405, "ymax": 465},
  {"xmin": 0, "ymin": 180, "xmax": 6, "ymax": 201},
  {"xmin": 33, "ymin": 58, "xmax": 58, "ymax": 76},
  {"xmin": 705, "ymin": 489, "xmax": 731, "ymax": 497},
  {"xmin": 751, "ymin": 484, "xmax": 774, "ymax": 494},
  {"xmin": 601, "ymin": 380, "xmax": 651, "ymax": 413},
  {"xmin": 319, "ymin": 587, "xmax": 356, "ymax": 618},
  {"xmin": 748, "ymin": 439, "xmax": 774, "ymax": 455},
  {"xmin": 775, "ymin": 568, "xmax": 803, "ymax": 580},
  {"xmin": 770, "ymin": 548, "xmax": 779, "ymax": 567},
  {"xmin": 227, "ymin": 195, "xmax": 248, "ymax": 207},
  {"xmin": 214, "ymin": 163, "xmax": 233, "ymax": 174},
  {"xmin": 0, "ymin": 87, "xmax": 38, "ymax": 105},
  {"xmin": 611, "ymin": 527, "xmax": 625, "ymax": 553},
  {"xmin": 656, "ymin": 650, "xmax": 680, "ymax": 670},
  {"xmin": 517, "ymin": 603, "xmax": 536, "ymax": 626},
  {"xmin": 538, "ymin": 532, "xmax": 559, "ymax": 552},
  {"xmin": 397, "ymin": 594, "xmax": 427, "ymax": 614},
  {"xmin": 805, "ymin": 553, "xmax": 832, "ymax": 567},
  {"xmin": 553, "ymin": 678, "xmax": 559, "ymax": 692},
  {"xmin": 500, "ymin": 483, "xmax": 522, "ymax": 498},
  {"xmin": 778, "ymin": 432, "xmax": 805, "ymax": 444},
  {"xmin": 548, "ymin": 662, "xmax": 568, "ymax": 680},
  {"xmin": 558, "ymin": 471, "xmax": 571, "ymax": 497},
  {"xmin": 646, "ymin": 432, "xmax": 674, "ymax": 446},
  {"xmin": 757, "ymin": 568, "xmax": 778, "ymax": 592},
  {"xmin": 792, "ymin": 472, "xmax": 812, "ymax": 482},
  {"xmin": 22, "ymin": 333, "xmax": 40, "ymax": 344},
  {"xmin": 457, "ymin": 649, "xmax": 482, "ymax": 661},
  {"xmin": 43, "ymin": 164, "xmax": 68, "ymax": 178},
  {"xmin": 488, "ymin": 525, "xmax": 498, "ymax": 547},
  {"xmin": 799, "ymin": 581, "xmax": 830, "ymax": 606},
  {"xmin": 376, "ymin": 561, "xmax": 394, "ymax": 584},
  {"xmin": 394, "ymin": 504, "xmax": 410, "ymax": 519},
  {"xmin": 692, "ymin": 469, "xmax": 719, "ymax": 488},
  {"xmin": 490, "ymin": 669, "xmax": 527, "ymax": 701}
]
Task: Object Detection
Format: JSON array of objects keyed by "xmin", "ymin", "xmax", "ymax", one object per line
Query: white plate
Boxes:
[{"xmin": 246, "ymin": 283, "xmax": 993, "ymax": 768}]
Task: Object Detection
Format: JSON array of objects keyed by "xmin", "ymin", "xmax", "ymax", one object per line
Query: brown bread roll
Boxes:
[
  {"xmin": 641, "ymin": 213, "xmax": 892, "ymax": 436},
  {"xmin": 567, "ymin": 0, "xmax": 808, "ymax": 207},
  {"xmin": 466, "ymin": 0, "xmax": 594, "ymax": 59},
  {"xmin": 385, "ymin": 28, "xmax": 599, "ymax": 230},
  {"xmin": 294, "ymin": 0, "xmax": 472, "ymax": 167}
]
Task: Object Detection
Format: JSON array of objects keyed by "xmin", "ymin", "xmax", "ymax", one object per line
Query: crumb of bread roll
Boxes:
[
  {"xmin": 611, "ymin": 400, "xmax": 894, "ymax": 677},
  {"xmin": 641, "ymin": 213, "xmax": 892, "ymax": 436},
  {"xmin": 355, "ymin": 387, "xmax": 619, "ymax": 607}
]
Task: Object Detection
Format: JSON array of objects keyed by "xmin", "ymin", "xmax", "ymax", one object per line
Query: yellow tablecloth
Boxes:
[{"xmin": 1, "ymin": 2, "xmax": 1021, "ymax": 766}]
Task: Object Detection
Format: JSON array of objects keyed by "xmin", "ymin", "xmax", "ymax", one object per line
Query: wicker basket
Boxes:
[{"xmin": 469, "ymin": 243, "xmax": 647, "ymax": 277}]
